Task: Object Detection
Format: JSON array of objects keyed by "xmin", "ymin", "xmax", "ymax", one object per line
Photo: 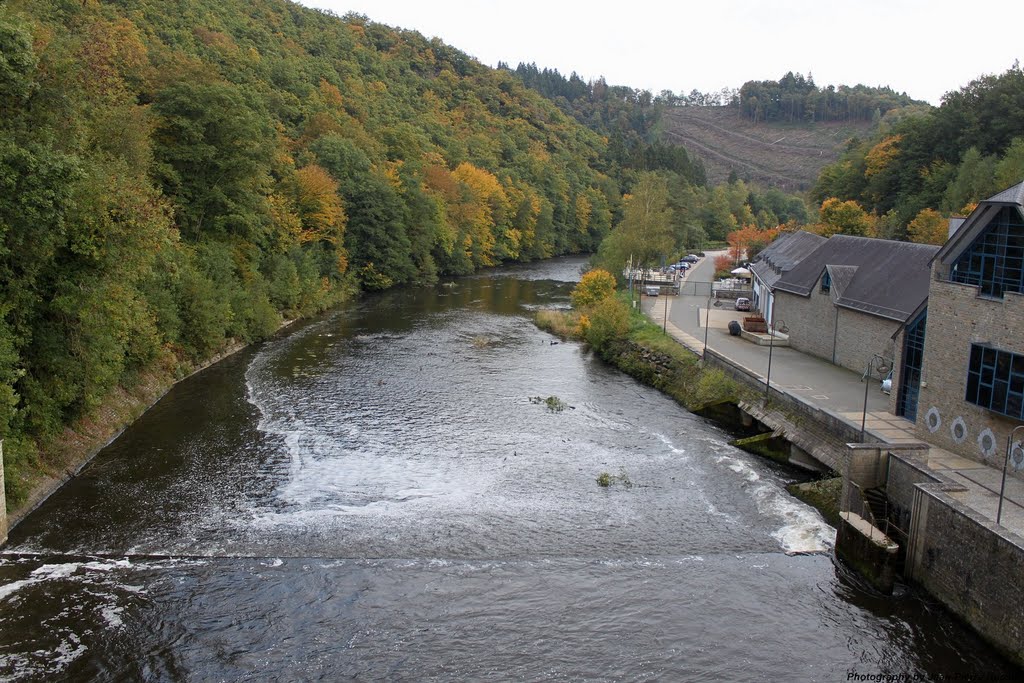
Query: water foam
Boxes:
[{"xmin": 715, "ymin": 454, "xmax": 835, "ymax": 554}]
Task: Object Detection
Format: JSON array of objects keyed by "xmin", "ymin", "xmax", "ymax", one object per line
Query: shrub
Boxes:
[
  {"xmin": 584, "ymin": 295, "xmax": 630, "ymax": 352},
  {"xmin": 570, "ymin": 269, "xmax": 616, "ymax": 309}
]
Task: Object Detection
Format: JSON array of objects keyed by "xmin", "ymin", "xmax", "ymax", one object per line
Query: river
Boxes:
[{"xmin": 0, "ymin": 257, "xmax": 1016, "ymax": 681}]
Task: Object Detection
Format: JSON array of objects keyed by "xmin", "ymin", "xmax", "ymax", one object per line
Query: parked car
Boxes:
[
  {"xmin": 644, "ymin": 285, "xmax": 660, "ymax": 296},
  {"xmin": 682, "ymin": 255, "xmax": 700, "ymax": 263},
  {"xmin": 734, "ymin": 297, "xmax": 751, "ymax": 311}
]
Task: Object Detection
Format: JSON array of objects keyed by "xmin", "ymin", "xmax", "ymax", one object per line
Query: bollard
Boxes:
[{"xmin": 0, "ymin": 440, "xmax": 6, "ymax": 547}]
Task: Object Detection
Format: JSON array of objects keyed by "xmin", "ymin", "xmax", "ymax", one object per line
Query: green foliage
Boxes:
[
  {"xmin": 583, "ymin": 295, "xmax": 631, "ymax": 351},
  {"xmin": 530, "ymin": 395, "xmax": 568, "ymax": 412},
  {"xmin": 1, "ymin": 0, "xmax": 636, "ymax": 506},
  {"xmin": 596, "ymin": 468, "xmax": 632, "ymax": 489},
  {"xmin": 736, "ymin": 72, "xmax": 923, "ymax": 124},
  {"xmin": 812, "ymin": 64, "xmax": 1024, "ymax": 230}
]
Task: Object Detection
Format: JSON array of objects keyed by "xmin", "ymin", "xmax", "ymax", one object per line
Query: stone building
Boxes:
[
  {"xmin": 749, "ymin": 230, "xmax": 826, "ymax": 325},
  {"xmin": 899, "ymin": 182, "xmax": 1024, "ymax": 468},
  {"xmin": 771, "ymin": 235, "xmax": 938, "ymax": 375}
]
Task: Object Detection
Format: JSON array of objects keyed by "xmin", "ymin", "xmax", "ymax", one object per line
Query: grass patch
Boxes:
[
  {"xmin": 534, "ymin": 309, "xmax": 580, "ymax": 340},
  {"xmin": 530, "ymin": 395, "xmax": 570, "ymax": 412},
  {"xmin": 596, "ymin": 468, "xmax": 633, "ymax": 489}
]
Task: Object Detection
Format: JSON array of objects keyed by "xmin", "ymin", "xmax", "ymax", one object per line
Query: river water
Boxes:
[{"xmin": 0, "ymin": 257, "xmax": 1017, "ymax": 681}]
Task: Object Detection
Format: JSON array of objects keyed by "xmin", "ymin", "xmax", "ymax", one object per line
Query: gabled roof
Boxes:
[
  {"xmin": 749, "ymin": 230, "xmax": 827, "ymax": 290},
  {"xmin": 826, "ymin": 264, "xmax": 858, "ymax": 299},
  {"xmin": 935, "ymin": 180, "xmax": 1024, "ymax": 265},
  {"xmin": 774, "ymin": 234, "xmax": 939, "ymax": 322}
]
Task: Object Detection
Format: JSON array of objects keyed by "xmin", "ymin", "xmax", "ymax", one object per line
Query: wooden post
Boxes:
[{"xmin": 0, "ymin": 440, "xmax": 7, "ymax": 547}]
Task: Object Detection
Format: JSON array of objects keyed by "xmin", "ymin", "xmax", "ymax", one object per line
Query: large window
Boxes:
[
  {"xmin": 966, "ymin": 343, "xmax": 1024, "ymax": 420},
  {"xmin": 897, "ymin": 309, "xmax": 926, "ymax": 421},
  {"xmin": 951, "ymin": 207, "xmax": 1024, "ymax": 298},
  {"xmin": 820, "ymin": 270, "xmax": 831, "ymax": 293}
]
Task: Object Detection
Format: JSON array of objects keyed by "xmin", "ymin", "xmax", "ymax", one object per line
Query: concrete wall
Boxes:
[
  {"xmin": 916, "ymin": 268, "xmax": 1024, "ymax": 472},
  {"xmin": 885, "ymin": 450, "xmax": 946, "ymax": 538},
  {"xmin": 774, "ymin": 280, "xmax": 898, "ymax": 374},
  {"xmin": 904, "ymin": 479, "xmax": 1024, "ymax": 667}
]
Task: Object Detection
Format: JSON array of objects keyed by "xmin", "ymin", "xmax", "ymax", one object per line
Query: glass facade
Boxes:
[
  {"xmin": 897, "ymin": 308, "xmax": 926, "ymax": 421},
  {"xmin": 966, "ymin": 343, "xmax": 1024, "ymax": 420},
  {"xmin": 951, "ymin": 207, "xmax": 1024, "ymax": 298}
]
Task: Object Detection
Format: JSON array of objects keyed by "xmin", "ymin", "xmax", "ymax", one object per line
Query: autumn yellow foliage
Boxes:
[{"xmin": 570, "ymin": 269, "xmax": 617, "ymax": 310}]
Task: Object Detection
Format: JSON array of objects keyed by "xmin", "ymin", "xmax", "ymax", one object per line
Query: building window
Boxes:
[
  {"xmin": 966, "ymin": 343, "xmax": 1024, "ymax": 420},
  {"xmin": 820, "ymin": 270, "xmax": 831, "ymax": 293},
  {"xmin": 951, "ymin": 206, "xmax": 1024, "ymax": 298},
  {"xmin": 897, "ymin": 308, "xmax": 926, "ymax": 421}
]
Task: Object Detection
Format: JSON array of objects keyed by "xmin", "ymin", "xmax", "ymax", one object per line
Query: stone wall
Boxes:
[
  {"xmin": 774, "ymin": 285, "xmax": 838, "ymax": 364},
  {"xmin": 916, "ymin": 268, "xmax": 1024, "ymax": 471},
  {"xmin": 774, "ymin": 283, "xmax": 899, "ymax": 375},
  {"xmin": 833, "ymin": 308, "xmax": 899, "ymax": 375},
  {"xmin": 904, "ymin": 479, "xmax": 1024, "ymax": 667},
  {"xmin": 887, "ymin": 326, "xmax": 906, "ymax": 415}
]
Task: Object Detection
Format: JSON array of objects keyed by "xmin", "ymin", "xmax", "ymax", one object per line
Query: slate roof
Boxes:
[
  {"xmin": 774, "ymin": 235, "xmax": 940, "ymax": 322},
  {"xmin": 749, "ymin": 230, "xmax": 827, "ymax": 290},
  {"xmin": 826, "ymin": 264, "xmax": 858, "ymax": 299},
  {"xmin": 936, "ymin": 180, "xmax": 1024, "ymax": 265}
]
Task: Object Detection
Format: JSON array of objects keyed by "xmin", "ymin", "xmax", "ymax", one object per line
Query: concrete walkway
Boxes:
[{"xmin": 641, "ymin": 253, "xmax": 1024, "ymax": 538}]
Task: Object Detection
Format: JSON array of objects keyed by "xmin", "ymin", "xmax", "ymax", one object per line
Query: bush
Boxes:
[
  {"xmin": 571, "ymin": 269, "xmax": 616, "ymax": 309},
  {"xmin": 584, "ymin": 295, "xmax": 630, "ymax": 352}
]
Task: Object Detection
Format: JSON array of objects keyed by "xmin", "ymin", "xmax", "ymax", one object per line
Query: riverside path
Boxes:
[{"xmin": 642, "ymin": 251, "xmax": 1024, "ymax": 539}]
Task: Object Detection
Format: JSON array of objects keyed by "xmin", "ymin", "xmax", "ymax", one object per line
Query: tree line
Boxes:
[{"xmin": 735, "ymin": 72, "xmax": 922, "ymax": 124}]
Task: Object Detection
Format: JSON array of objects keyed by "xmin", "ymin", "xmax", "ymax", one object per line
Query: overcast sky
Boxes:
[{"xmin": 296, "ymin": 0, "xmax": 1021, "ymax": 106}]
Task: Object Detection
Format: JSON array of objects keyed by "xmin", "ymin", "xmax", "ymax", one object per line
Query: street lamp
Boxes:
[
  {"xmin": 764, "ymin": 319, "xmax": 788, "ymax": 400},
  {"xmin": 860, "ymin": 354, "xmax": 891, "ymax": 442},
  {"xmin": 997, "ymin": 425, "xmax": 1024, "ymax": 525},
  {"xmin": 702, "ymin": 288, "xmax": 712, "ymax": 360}
]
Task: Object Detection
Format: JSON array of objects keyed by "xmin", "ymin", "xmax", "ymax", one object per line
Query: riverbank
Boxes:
[
  {"xmin": 3, "ymin": 321, "xmax": 299, "ymax": 532},
  {"xmin": 535, "ymin": 299, "xmax": 847, "ymax": 524},
  {"xmin": 534, "ymin": 302, "xmax": 742, "ymax": 414}
]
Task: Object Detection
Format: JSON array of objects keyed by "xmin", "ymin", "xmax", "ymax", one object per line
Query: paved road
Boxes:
[
  {"xmin": 643, "ymin": 253, "xmax": 890, "ymax": 416},
  {"xmin": 640, "ymin": 251, "xmax": 1024, "ymax": 538}
]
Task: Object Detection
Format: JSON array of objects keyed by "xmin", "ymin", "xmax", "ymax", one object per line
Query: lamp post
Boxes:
[
  {"xmin": 663, "ymin": 290, "xmax": 669, "ymax": 334},
  {"xmin": 702, "ymin": 288, "xmax": 712, "ymax": 360},
  {"xmin": 997, "ymin": 425, "xmax": 1024, "ymax": 525},
  {"xmin": 764, "ymin": 319, "xmax": 788, "ymax": 400},
  {"xmin": 860, "ymin": 354, "xmax": 891, "ymax": 442}
]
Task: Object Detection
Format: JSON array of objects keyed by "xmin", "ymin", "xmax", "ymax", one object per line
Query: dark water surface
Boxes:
[{"xmin": 0, "ymin": 257, "xmax": 1017, "ymax": 681}]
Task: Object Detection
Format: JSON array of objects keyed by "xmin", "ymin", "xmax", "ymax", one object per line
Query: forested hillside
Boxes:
[
  {"xmin": 507, "ymin": 63, "xmax": 707, "ymax": 186},
  {"xmin": 0, "ymin": 0, "xmax": 620, "ymax": 502},
  {"xmin": 811, "ymin": 65, "xmax": 1024, "ymax": 238}
]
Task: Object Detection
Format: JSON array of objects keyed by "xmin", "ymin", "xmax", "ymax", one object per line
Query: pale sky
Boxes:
[{"xmin": 297, "ymin": 0, "xmax": 1021, "ymax": 106}]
